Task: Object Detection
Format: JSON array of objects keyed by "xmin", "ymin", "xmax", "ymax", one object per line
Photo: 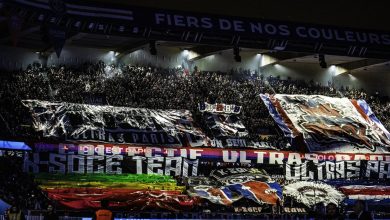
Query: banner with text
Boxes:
[
  {"xmin": 22, "ymin": 100, "xmax": 206, "ymax": 147},
  {"xmin": 200, "ymin": 102, "xmax": 248, "ymax": 148},
  {"xmin": 24, "ymin": 143, "xmax": 390, "ymax": 180},
  {"xmin": 7, "ymin": 0, "xmax": 390, "ymax": 49}
]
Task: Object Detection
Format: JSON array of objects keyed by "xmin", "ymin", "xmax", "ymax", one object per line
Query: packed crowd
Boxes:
[
  {"xmin": 0, "ymin": 62, "xmax": 276, "ymax": 141},
  {"xmin": 0, "ymin": 61, "xmax": 389, "ymax": 144},
  {"xmin": 1, "ymin": 62, "xmax": 389, "ymax": 220}
]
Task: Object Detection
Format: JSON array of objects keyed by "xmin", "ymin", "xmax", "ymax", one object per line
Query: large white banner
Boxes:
[{"xmin": 22, "ymin": 100, "xmax": 206, "ymax": 147}]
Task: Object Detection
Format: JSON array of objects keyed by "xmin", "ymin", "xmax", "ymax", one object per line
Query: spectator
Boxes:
[
  {"xmin": 0, "ymin": 154, "xmax": 48, "ymax": 212},
  {"xmin": 351, "ymin": 200, "xmax": 372, "ymax": 220},
  {"xmin": 93, "ymin": 200, "xmax": 113, "ymax": 220},
  {"xmin": 7, "ymin": 206, "xmax": 23, "ymax": 220},
  {"xmin": 42, "ymin": 205, "xmax": 58, "ymax": 220},
  {"xmin": 325, "ymin": 203, "xmax": 343, "ymax": 220}
]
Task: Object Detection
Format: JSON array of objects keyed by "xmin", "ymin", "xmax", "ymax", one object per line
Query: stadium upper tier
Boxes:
[{"xmin": 0, "ymin": 62, "xmax": 389, "ymax": 152}]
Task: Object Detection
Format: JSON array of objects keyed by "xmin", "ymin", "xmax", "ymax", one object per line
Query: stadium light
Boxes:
[
  {"xmin": 331, "ymin": 65, "xmax": 348, "ymax": 76},
  {"xmin": 183, "ymin": 49, "xmax": 189, "ymax": 56}
]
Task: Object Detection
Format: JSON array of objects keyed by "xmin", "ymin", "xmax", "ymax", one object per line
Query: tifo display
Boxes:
[
  {"xmin": 261, "ymin": 94, "xmax": 390, "ymax": 152},
  {"xmin": 22, "ymin": 97, "xmax": 390, "ymax": 153},
  {"xmin": 2, "ymin": 0, "xmax": 390, "ymax": 218},
  {"xmin": 16, "ymin": 94, "xmax": 390, "ymax": 216},
  {"xmin": 1, "ymin": 63, "xmax": 390, "ymax": 219}
]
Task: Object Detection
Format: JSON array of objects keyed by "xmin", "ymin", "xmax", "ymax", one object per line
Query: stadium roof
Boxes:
[
  {"xmin": 0, "ymin": 0, "xmax": 389, "ymax": 76},
  {"xmin": 84, "ymin": 0, "xmax": 390, "ymax": 31}
]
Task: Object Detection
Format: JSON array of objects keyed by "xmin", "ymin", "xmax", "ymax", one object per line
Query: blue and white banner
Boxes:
[
  {"xmin": 227, "ymin": 181, "xmax": 282, "ymax": 205},
  {"xmin": 357, "ymin": 99, "xmax": 390, "ymax": 140},
  {"xmin": 188, "ymin": 168, "xmax": 282, "ymax": 206},
  {"xmin": 260, "ymin": 94, "xmax": 294, "ymax": 143},
  {"xmin": 261, "ymin": 94, "xmax": 390, "ymax": 153}
]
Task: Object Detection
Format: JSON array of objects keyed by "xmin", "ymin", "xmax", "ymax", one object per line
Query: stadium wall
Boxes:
[
  {"xmin": 192, "ymin": 50, "xmax": 260, "ymax": 73},
  {"xmin": 0, "ymin": 45, "xmax": 114, "ymax": 70},
  {"xmin": 120, "ymin": 46, "xmax": 193, "ymax": 68},
  {"xmin": 0, "ymin": 45, "xmax": 40, "ymax": 70}
]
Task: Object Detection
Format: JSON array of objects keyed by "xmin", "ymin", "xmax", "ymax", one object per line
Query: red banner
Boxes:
[{"xmin": 45, "ymin": 189, "xmax": 199, "ymax": 210}]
